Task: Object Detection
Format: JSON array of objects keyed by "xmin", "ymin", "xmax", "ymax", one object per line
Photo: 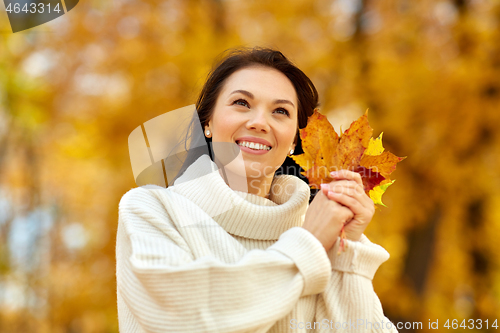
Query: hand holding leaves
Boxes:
[{"xmin": 320, "ymin": 169, "xmax": 376, "ymax": 253}]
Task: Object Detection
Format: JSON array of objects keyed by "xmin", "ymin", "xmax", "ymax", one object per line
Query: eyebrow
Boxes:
[{"xmin": 229, "ymin": 89, "xmax": 295, "ymax": 108}]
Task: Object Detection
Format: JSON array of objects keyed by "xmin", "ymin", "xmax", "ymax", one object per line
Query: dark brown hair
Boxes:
[{"xmin": 196, "ymin": 46, "xmax": 319, "ymax": 135}]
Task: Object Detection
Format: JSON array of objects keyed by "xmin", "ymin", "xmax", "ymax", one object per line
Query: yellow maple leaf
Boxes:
[{"xmin": 369, "ymin": 179, "xmax": 396, "ymax": 207}]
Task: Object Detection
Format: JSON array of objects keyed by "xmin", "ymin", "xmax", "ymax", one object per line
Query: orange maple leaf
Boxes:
[
  {"xmin": 293, "ymin": 108, "xmax": 404, "ymax": 192},
  {"xmin": 292, "ymin": 108, "xmax": 406, "ymax": 253}
]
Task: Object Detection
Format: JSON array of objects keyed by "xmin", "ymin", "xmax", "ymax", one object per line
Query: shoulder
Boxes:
[
  {"xmin": 118, "ymin": 185, "xmax": 183, "ymax": 214},
  {"xmin": 118, "ymin": 185, "xmax": 188, "ymax": 237},
  {"xmin": 120, "ymin": 185, "xmax": 160, "ymax": 207}
]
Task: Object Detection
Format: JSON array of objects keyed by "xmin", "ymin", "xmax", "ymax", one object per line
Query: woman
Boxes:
[{"xmin": 116, "ymin": 47, "xmax": 398, "ymax": 332}]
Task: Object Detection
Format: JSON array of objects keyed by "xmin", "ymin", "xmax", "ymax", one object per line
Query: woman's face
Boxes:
[{"xmin": 206, "ymin": 65, "xmax": 298, "ymax": 181}]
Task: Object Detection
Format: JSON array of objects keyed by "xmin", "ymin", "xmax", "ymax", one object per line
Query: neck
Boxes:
[{"xmin": 218, "ymin": 168, "xmax": 274, "ymax": 198}]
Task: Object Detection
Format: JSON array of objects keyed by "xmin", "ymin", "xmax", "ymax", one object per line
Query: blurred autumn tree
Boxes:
[{"xmin": 0, "ymin": 0, "xmax": 499, "ymax": 332}]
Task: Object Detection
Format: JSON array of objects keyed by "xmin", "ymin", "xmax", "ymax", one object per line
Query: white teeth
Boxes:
[{"xmin": 237, "ymin": 141, "xmax": 271, "ymax": 150}]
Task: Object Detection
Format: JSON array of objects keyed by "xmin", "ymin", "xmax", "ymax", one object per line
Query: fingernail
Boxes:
[
  {"xmin": 330, "ymin": 171, "xmax": 338, "ymax": 177},
  {"xmin": 320, "ymin": 183, "xmax": 328, "ymax": 190}
]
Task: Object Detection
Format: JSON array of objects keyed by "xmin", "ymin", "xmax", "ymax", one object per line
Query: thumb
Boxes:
[{"xmin": 320, "ymin": 183, "xmax": 329, "ymax": 196}]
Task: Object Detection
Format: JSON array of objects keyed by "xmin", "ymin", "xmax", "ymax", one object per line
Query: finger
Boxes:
[
  {"xmin": 327, "ymin": 191, "xmax": 364, "ymax": 216},
  {"xmin": 321, "ymin": 182, "xmax": 355, "ymax": 196},
  {"xmin": 331, "ymin": 187, "xmax": 373, "ymax": 213},
  {"xmin": 327, "ymin": 180, "xmax": 373, "ymax": 208},
  {"xmin": 323, "ymin": 181, "xmax": 369, "ymax": 209},
  {"xmin": 326, "ymin": 180, "xmax": 358, "ymax": 192},
  {"xmin": 320, "ymin": 183, "xmax": 330, "ymax": 196},
  {"xmin": 329, "ymin": 186, "xmax": 356, "ymax": 198},
  {"xmin": 330, "ymin": 169, "xmax": 363, "ymax": 187},
  {"xmin": 327, "ymin": 179, "xmax": 357, "ymax": 187},
  {"xmin": 328, "ymin": 181, "xmax": 365, "ymax": 197},
  {"xmin": 331, "ymin": 202, "xmax": 354, "ymax": 221}
]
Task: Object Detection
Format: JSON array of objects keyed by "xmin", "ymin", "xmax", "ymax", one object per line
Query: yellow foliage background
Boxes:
[{"xmin": 1, "ymin": 0, "xmax": 499, "ymax": 332}]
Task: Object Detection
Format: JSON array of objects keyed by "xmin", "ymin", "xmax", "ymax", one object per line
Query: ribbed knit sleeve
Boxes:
[
  {"xmin": 267, "ymin": 227, "xmax": 331, "ymax": 296},
  {"xmin": 313, "ymin": 235, "xmax": 399, "ymax": 332},
  {"xmin": 327, "ymin": 234, "xmax": 390, "ymax": 280},
  {"xmin": 116, "ymin": 188, "xmax": 332, "ymax": 333}
]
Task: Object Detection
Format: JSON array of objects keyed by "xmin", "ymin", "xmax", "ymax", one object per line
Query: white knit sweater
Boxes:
[{"xmin": 116, "ymin": 154, "xmax": 398, "ymax": 332}]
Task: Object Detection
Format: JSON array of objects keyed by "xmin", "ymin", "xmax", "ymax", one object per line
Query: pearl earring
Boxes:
[
  {"xmin": 289, "ymin": 149, "xmax": 294, "ymax": 155},
  {"xmin": 205, "ymin": 129, "xmax": 211, "ymax": 136}
]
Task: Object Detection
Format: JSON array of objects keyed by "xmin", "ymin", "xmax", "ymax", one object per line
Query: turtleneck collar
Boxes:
[{"xmin": 170, "ymin": 154, "xmax": 310, "ymax": 240}]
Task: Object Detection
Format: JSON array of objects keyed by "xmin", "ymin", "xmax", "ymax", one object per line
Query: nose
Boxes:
[{"xmin": 246, "ymin": 108, "xmax": 270, "ymax": 133}]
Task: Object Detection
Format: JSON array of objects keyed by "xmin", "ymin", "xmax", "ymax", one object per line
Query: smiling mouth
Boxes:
[{"xmin": 236, "ymin": 140, "xmax": 272, "ymax": 151}]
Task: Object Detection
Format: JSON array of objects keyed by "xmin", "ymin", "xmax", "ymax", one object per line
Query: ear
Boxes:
[
  {"xmin": 204, "ymin": 122, "xmax": 212, "ymax": 138},
  {"xmin": 290, "ymin": 140, "xmax": 296, "ymax": 152}
]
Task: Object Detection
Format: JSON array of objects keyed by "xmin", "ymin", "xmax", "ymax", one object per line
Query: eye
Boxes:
[
  {"xmin": 232, "ymin": 99, "xmax": 250, "ymax": 108},
  {"xmin": 274, "ymin": 108, "xmax": 290, "ymax": 117}
]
